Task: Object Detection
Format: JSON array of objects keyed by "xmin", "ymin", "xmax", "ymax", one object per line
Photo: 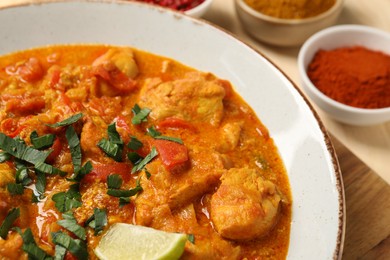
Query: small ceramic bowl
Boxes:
[
  {"xmin": 234, "ymin": 0, "xmax": 344, "ymax": 47},
  {"xmin": 298, "ymin": 25, "xmax": 390, "ymax": 126},
  {"xmin": 185, "ymin": 0, "xmax": 213, "ymax": 18}
]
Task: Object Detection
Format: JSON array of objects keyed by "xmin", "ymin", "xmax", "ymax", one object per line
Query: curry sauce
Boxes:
[{"xmin": 0, "ymin": 45, "xmax": 291, "ymax": 259}]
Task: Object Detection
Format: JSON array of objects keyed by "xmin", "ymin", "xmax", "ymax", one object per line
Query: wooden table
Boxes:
[
  {"xmin": 0, "ymin": 0, "xmax": 389, "ymax": 259},
  {"xmin": 202, "ymin": 0, "xmax": 390, "ymax": 259}
]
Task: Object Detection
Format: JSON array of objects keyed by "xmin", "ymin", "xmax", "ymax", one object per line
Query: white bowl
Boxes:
[
  {"xmin": 235, "ymin": 0, "xmax": 344, "ymax": 47},
  {"xmin": 184, "ymin": 0, "xmax": 213, "ymax": 18},
  {"xmin": 298, "ymin": 25, "xmax": 390, "ymax": 125}
]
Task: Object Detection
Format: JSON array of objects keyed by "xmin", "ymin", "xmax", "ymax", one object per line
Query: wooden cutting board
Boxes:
[{"xmin": 331, "ymin": 136, "xmax": 390, "ymax": 260}]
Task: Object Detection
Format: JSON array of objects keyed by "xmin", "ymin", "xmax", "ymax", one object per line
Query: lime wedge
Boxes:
[{"xmin": 94, "ymin": 223, "xmax": 187, "ymax": 260}]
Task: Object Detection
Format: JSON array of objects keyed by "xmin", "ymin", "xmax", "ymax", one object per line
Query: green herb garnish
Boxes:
[
  {"xmin": 127, "ymin": 152, "xmax": 143, "ymax": 165},
  {"xmin": 54, "ymin": 245, "xmax": 67, "ymax": 260},
  {"xmin": 146, "ymin": 126, "xmax": 183, "ymax": 144},
  {"xmin": 67, "ymin": 161, "xmax": 92, "ymax": 182},
  {"xmin": 0, "ymin": 151, "xmax": 11, "ymax": 163},
  {"xmin": 97, "ymin": 123, "xmax": 124, "ymax": 162},
  {"xmin": 131, "ymin": 147, "xmax": 158, "ymax": 174},
  {"xmin": 0, "ymin": 208, "xmax": 20, "ymax": 239},
  {"xmin": 14, "ymin": 227, "xmax": 53, "ymax": 260},
  {"xmin": 127, "ymin": 136, "xmax": 143, "ymax": 150},
  {"xmin": 131, "ymin": 104, "xmax": 151, "ymax": 125},
  {"xmin": 35, "ymin": 171, "xmax": 46, "ymax": 200},
  {"xmin": 30, "ymin": 131, "xmax": 55, "ymax": 150},
  {"xmin": 65, "ymin": 126, "xmax": 82, "ymax": 172},
  {"xmin": 57, "ymin": 212, "xmax": 86, "ymax": 240},
  {"xmin": 35, "ymin": 162, "xmax": 66, "ymax": 176},
  {"xmin": 47, "ymin": 113, "xmax": 83, "ymax": 128},
  {"xmin": 51, "ymin": 231, "xmax": 88, "ymax": 259},
  {"xmin": 187, "ymin": 234, "xmax": 195, "ymax": 244},
  {"xmin": 107, "ymin": 174, "xmax": 123, "ymax": 189},
  {"xmin": 0, "ymin": 133, "xmax": 51, "ymax": 165},
  {"xmin": 52, "ymin": 184, "xmax": 82, "ymax": 213},
  {"xmin": 7, "ymin": 183, "xmax": 24, "ymax": 195},
  {"xmin": 85, "ymin": 208, "xmax": 107, "ymax": 236}
]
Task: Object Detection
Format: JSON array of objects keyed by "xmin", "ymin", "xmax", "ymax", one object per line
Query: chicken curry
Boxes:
[{"xmin": 0, "ymin": 45, "xmax": 292, "ymax": 259}]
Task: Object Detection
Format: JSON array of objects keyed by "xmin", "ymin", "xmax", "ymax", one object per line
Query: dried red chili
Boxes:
[
  {"xmin": 307, "ymin": 46, "xmax": 390, "ymax": 109},
  {"xmin": 134, "ymin": 0, "xmax": 205, "ymax": 11}
]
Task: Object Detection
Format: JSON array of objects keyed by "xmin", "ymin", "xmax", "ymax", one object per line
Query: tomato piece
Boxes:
[
  {"xmin": 45, "ymin": 138, "xmax": 62, "ymax": 164},
  {"xmin": 153, "ymin": 139, "xmax": 189, "ymax": 173},
  {"xmin": 156, "ymin": 117, "xmax": 196, "ymax": 132},
  {"xmin": 0, "ymin": 118, "xmax": 25, "ymax": 138},
  {"xmin": 82, "ymin": 163, "xmax": 132, "ymax": 183},
  {"xmin": 92, "ymin": 64, "xmax": 136, "ymax": 93},
  {"xmin": 16, "ymin": 57, "xmax": 44, "ymax": 83},
  {"xmin": 114, "ymin": 116, "xmax": 131, "ymax": 134}
]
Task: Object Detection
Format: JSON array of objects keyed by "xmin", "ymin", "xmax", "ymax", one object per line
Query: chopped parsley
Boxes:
[
  {"xmin": 47, "ymin": 113, "xmax": 83, "ymax": 128},
  {"xmin": 146, "ymin": 126, "xmax": 183, "ymax": 144},
  {"xmin": 107, "ymin": 174, "xmax": 123, "ymax": 189},
  {"xmin": 0, "ymin": 133, "xmax": 51, "ymax": 165},
  {"xmin": 131, "ymin": 104, "xmax": 151, "ymax": 125},
  {"xmin": 52, "ymin": 184, "xmax": 82, "ymax": 213},
  {"xmin": 65, "ymin": 126, "xmax": 82, "ymax": 172},
  {"xmin": 51, "ymin": 231, "xmax": 88, "ymax": 259},
  {"xmin": 7, "ymin": 183, "xmax": 24, "ymax": 195},
  {"xmin": 67, "ymin": 161, "xmax": 92, "ymax": 182},
  {"xmin": 131, "ymin": 147, "xmax": 158, "ymax": 174},
  {"xmin": 57, "ymin": 212, "xmax": 86, "ymax": 240},
  {"xmin": 127, "ymin": 136, "xmax": 143, "ymax": 150},
  {"xmin": 0, "ymin": 208, "xmax": 20, "ymax": 239},
  {"xmin": 30, "ymin": 131, "xmax": 55, "ymax": 150},
  {"xmin": 15, "ymin": 227, "xmax": 52, "ymax": 260},
  {"xmin": 97, "ymin": 123, "xmax": 124, "ymax": 162},
  {"xmin": 85, "ymin": 208, "xmax": 107, "ymax": 236}
]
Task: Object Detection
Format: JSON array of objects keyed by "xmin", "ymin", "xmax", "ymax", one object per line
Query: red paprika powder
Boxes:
[{"xmin": 307, "ymin": 46, "xmax": 390, "ymax": 109}]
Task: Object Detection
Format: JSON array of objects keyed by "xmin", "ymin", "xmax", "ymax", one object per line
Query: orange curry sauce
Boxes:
[{"xmin": 0, "ymin": 45, "xmax": 291, "ymax": 259}]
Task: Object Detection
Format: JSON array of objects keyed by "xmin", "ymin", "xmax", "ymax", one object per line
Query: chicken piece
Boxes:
[
  {"xmin": 138, "ymin": 72, "xmax": 226, "ymax": 126},
  {"xmin": 91, "ymin": 48, "xmax": 139, "ymax": 95},
  {"xmin": 135, "ymin": 148, "xmax": 226, "ymax": 226},
  {"xmin": 216, "ymin": 122, "xmax": 243, "ymax": 153},
  {"xmin": 92, "ymin": 48, "xmax": 139, "ymax": 79},
  {"xmin": 210, "ymin": 168, "xmax": 281, "ymax": 240},
  {"xmin": 80, "ymin": 116, "xmax": 108, "ymax": 162},
  {"xmin": 0, "ymin": 163, "xmax": 15, "ymax": 188}
]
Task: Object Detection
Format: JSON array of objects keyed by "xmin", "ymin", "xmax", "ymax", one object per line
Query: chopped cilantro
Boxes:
[
  {"xmin": 51, "ymin": 231, "xmax": 88, "ymax": 259},
  {"xmin": 57, "ymin": 212, "xmax": 86, "ymax": 240},
  {"xmin": 146, "ymin": 126, "xmax": 183, "ymax": 144},
  {"xmin": 0, "ymin": 133, "xmax": 51, "ymax": 165},
  {"xmin": 7, "ymin": 183, "xmax": 24, "ymax": 195},
  {"xmin": 127, "ymin": 136, "xmax": 143, "ymax": 150},
  {"xmin": 97, "ymin": 123, "xmax": 124, "ymax": 162},
  {"xmin": 0, "ymin": 151, "xmax": 11, "ymax": 163},
  {"xmin": 127, "ymin": 152, "xmax": 143, "ymax": 165},
  {"xmin": 52, "ymin": 184, "xmax": 82, "ymax": 213},
  {"xmin": 35, "ymin": 162, "xmax": 66, "ymax": 176},
  {"xmin": 67, "ymin": 161, "xmax": 92, "ymax": 182},
  {"xmin": 131, "ymin": 104, "xmax": 151, "ymax": 125},
  {"xmin": 107, "ymin": 174, "xmax": 123, "ymax": 189},
  {"xmin": 86, "ymin": 208, "xmax": 107, "ymax": 236},
  {"xmin": 30, "ymin": 131, "xmax": 55, "ymax": 150},
  {"xmin": 187, "ymin": 234, "xmax": 195, "ymax": 244},
  {"xmin": 0, "ymin": 208, "xmax": 20, "ymax": 239},
  {"xmin": 131, "ymin": 147, "xmax": 158, "ymax": 174},
  {"xmin": 35, "ymin": 171, "xmax": 46, "ymax": 200},
  {"xmin": 65, "ymin": 126, "xmax": 82, "ymax": 172},
  {"xmin": 47, "ymin": 113, "xmax": 83, "ymax": 128}
]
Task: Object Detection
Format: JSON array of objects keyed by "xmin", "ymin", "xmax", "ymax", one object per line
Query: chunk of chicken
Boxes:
[
  {"xmin": 92, "ymin": 48, "xmax": 139, "ymax": 78},
  {"xmin": 138, "ymin": 72, "xmax": 226, "ymax": 126},
  {"xmin": 0, "ymin": 163, "xmax": 15, "ymax": 188},
  {"xmin": 216, "ymin": 122, "xmax": 243, "ymax": 153},
  {"xmin": 210, "ymin": 168, "xmax": 281, "ymax": 240}
]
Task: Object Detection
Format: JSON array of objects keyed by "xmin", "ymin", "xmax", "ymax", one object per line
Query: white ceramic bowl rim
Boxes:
[
  {"xmin": 298, "ymin": 24, "xmax": 390, "ymax": 114},
  {"xmin": 236, "ymin": 0, "xmax": 344, "ymax": 25},
  {"xmin": 184, "ymin": 0, "xmax": 213, "ymax": 16}
]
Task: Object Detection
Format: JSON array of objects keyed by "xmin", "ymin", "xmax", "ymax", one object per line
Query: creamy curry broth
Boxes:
[{"xmin": 0, "ymin": 45, "xmax": 291, "ymax": 259}]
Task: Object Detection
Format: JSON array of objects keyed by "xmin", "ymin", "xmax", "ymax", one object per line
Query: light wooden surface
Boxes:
[{"xmin": 0, "ymin": 0, "xmax": 389, "ymax": 259}]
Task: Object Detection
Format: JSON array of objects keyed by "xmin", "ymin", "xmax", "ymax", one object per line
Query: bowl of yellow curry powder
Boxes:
[{"xmin": 235, "ymin": 0, "xmax": 344, "ymax": 47}]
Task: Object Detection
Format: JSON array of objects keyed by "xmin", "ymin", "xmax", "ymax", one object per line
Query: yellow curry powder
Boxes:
[{"xmin": 244, "ymin": 0, "xmax": 336, "ymax": 19}]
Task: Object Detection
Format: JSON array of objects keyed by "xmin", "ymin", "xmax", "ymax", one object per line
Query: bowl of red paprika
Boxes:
[{"xmin": 298, "ymin": 25, "xmax": 390, "ymax": 125}]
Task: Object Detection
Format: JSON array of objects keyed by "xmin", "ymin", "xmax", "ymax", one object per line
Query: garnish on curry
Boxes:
[{"xmin": 0, "ymin": 45, "xmax": 292, "ymax": 259}]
